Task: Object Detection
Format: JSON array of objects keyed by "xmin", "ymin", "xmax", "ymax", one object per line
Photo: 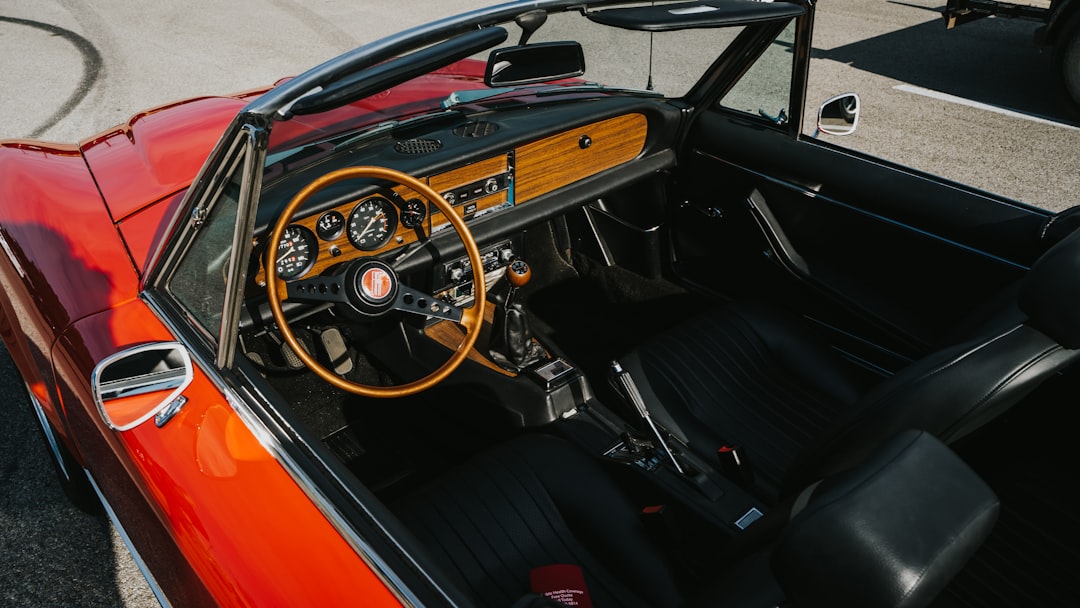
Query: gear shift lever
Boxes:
[
  {"xmin": 504, "ymin": 260, "xmax": 531, "ymax": 304},
  {"xmin": 489, "ymin": 260, "xmax": 546, "ymax": 371}
]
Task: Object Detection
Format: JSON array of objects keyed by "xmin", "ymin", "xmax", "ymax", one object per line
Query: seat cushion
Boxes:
[
  {"xmin": 620, "ymin": 303, "xmax": 863, "ymax": 502},
  {"xmin": 391, "ymin": 433, "xmax": 683, "ymax": 608}
]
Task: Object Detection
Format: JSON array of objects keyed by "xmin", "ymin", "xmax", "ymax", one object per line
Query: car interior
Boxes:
[{"xmin": 203, "ymin": 4, "xmax": 1079, "ymax": 607}]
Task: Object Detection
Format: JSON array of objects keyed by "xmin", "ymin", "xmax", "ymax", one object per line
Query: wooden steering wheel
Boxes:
[{"xmin": 265, "ymin": 166, "xmax": 486, "ymax": 397}]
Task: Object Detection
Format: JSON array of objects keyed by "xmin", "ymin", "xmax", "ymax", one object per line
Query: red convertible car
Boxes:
[{"xmin": 2, "ymin": 1, "xmax": 1076, "ymax": 606}]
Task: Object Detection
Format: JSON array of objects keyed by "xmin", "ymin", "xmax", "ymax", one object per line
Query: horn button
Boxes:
[{"xmin": 348, "ymin": 260, "xmax": 399, "ymax": 315}]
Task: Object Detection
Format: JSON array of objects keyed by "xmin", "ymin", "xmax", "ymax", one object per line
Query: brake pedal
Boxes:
[{"xmin": 319, "ymin": 327, "xmax": 354, "ymax": 375}]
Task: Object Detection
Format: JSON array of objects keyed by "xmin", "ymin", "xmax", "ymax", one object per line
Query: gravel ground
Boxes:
[{"xmin": 1, "ymin": 1, "xmax": 1077, "ymax": 606}]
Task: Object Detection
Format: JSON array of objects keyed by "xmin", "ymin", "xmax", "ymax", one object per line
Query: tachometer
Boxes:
[
  {"xmin": 347, "ymin": 196, "xmax": 397, "ymax": 251},
  {"xmin": 275, "ymin": 225, "xmax": 317, "ymax": 279}
]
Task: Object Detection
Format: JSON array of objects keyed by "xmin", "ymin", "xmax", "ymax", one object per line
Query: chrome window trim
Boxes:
[{"xmin": 216, "ymin": 126, "xmax": 265, "ymax": 369}]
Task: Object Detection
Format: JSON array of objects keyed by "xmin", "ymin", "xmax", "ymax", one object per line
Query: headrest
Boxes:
[
  {"xmin": 1019, "ymin": 228, "xmax": 1080, "ymax": 348},
  {"xmin": 771, "ymin": 430, "xmax": 998, "ymax": 608}
]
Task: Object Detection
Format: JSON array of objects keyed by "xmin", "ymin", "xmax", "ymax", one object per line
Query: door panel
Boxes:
[{"xmin": 670, "ymin": 112, "xmax": 1050, "ymax": 358}]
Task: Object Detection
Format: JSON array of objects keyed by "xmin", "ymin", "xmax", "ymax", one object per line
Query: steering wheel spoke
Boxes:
[
  {"xmin": 393, "ymin": 285, "xmax": 463, "ymax": 323},
  {"xmin": 285, "ymin": 275, "xmax": 351, "ymax": 305}
]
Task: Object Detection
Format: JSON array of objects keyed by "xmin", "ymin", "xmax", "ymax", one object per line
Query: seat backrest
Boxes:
[
  {"xmin": 1017, "ymin": 226, "xmax": 1080, "ymax": 349},
  {"xmin": 772, "ymin": 430, "xmax": 999, "ymax": 608},
  {"xmin": 785, "ymin": 230, "xmax": 1080, "ymax": 491}
]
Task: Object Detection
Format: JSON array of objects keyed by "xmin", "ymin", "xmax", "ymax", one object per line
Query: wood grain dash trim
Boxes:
[{"xmin": 514, "ymin": 113, "xmax": 647, "ymax": 203}]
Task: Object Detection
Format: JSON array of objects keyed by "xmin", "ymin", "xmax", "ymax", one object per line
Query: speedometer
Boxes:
[
  {"xmin": 347, "ymin": 196, "xmax": 398, "ymax": 251},
  {"xmin": 275, "ymin": 225, "xmax": 317, "ymax": 279}
]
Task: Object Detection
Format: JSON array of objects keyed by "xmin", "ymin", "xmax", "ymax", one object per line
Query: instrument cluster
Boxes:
[{"xmin": 265, "ymin": 189, "xmax": 429, "ymax": 284}]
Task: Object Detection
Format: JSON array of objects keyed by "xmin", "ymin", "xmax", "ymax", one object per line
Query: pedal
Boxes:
[
  {"xmin": 280, "ymin": 342, "xmax": 305, "ymax": 369},
  {"xmin": 319, "ymin": 327, "xmax": 354, "ymax": 375},
  {"xmin": 278, "ymin": 330, "xmax": 316, "ymax": 370}
]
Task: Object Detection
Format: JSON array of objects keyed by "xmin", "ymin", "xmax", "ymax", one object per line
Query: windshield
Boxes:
[
  {"xmin": 263, "ymin": 4, "xmax": 747, "ymax": 176},
  {"xmin": 526, "ymin": 10, "xmax": 742, "ymax": 97}
]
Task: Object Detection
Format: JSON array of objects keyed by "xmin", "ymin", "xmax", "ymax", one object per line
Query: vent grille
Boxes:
[
  {"xmin": 394, "ymin": 138, "xmax": 443, "ymax": 154},
  {"xmin": 453, "ymin": 122, "xmax": 499, "ymax": 138}
]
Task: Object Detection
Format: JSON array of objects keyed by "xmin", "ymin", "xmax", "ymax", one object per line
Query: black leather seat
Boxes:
[
  {"xmin": 392, "ymin": 431, "xmax": 997, "ymax": 608},
  {"xmin": 617, "ymin": 227, "xmax": 1080, "ymax": 503}
]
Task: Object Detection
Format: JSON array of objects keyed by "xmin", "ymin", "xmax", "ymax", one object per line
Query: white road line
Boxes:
[{"xmin": 894, "ymin": 84, "xmax": 1080, "ymax": 132}]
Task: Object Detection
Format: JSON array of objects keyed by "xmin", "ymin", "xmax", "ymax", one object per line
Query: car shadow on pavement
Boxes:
[
  {"xmin": 814, "ymin": 9, "xmax": 1078, "ymax": 124},
  {"xmin": 0, "ymin": 345, "xmax": 153, "ymax": 607}
]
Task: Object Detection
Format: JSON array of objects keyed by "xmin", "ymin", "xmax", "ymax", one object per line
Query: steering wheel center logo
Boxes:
[{"xmin": 360, "ymin": 266, "xmax": 394, "ymax": 301}]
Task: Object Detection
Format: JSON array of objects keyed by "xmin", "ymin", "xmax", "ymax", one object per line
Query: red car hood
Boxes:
[
  {"xmin": 81, "ymin": 94, "xmax": 259, "ymax": 223},
  {"xmin": 85, "ymin": 62, "xmax": 488, "ymax": 224},
  {"xmin": 92, "ymin": 63, "xmax": 487, "ymax": 276}
]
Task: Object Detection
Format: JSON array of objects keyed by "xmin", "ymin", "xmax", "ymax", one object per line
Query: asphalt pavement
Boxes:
[{"xmin": 1, "ymin": 1, "xmax": 1077, "ymax": 606}]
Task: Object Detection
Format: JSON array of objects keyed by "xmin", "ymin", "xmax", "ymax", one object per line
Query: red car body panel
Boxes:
[
  {"xmin": 0, "ymin": 141, "xmax": 402, "ymax": 605},
  {"xmin": 0, "ymin": 140, "xmax": 138, "ymax": 446},
  {"xmin": 53, "ymin": 300, "xmax": 402, "ymax": 606},
  {"xmin": 0, "ymin": 58, "xmax": 493, "ymax": 606},
  {"xmin": 103, "ymin": 62, "xmax": 488, "ymax": 277},
  {"xmin": 116, "ymin": 191, "xmax": 188, "ymax": 280},
  {"xmin": 81, "ymin": 95, "xmax": 258, "ymax": 222}
]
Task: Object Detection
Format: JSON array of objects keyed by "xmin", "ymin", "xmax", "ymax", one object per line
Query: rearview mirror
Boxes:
[
  {"xmin": 817, "ymin": 93, "xmax": 860, "ymax": 136},
  {"xmin": 484, "ymin": 42, "xmax": 586, "ymax": 87}
]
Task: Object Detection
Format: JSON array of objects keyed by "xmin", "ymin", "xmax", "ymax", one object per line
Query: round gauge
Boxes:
[
  {"xmin": 316, "ymin": 210, "xmax": 345, "ymax": 240},
  {"xmin": 400, "ymin": 199, "xmax": 427, "ymax": 229},
  {"xmin": 275, "ymin": 224, "xmax": 317, "ymax": 279},
  {"xmin": 347, "ymin": 196, "xmax": 398, "ymax": 251}
]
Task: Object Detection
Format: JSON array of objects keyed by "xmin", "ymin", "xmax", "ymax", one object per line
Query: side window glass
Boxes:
[
  {"xmin": 719, "ymin": 20, "xmax": 797, "ymax": 125},
  {"xmin": 168, "ymin": 166, "xmax": 242, "ymax": 338}
]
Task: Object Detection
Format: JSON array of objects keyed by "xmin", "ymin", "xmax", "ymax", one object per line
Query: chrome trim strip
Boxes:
[
  {"xmin": 96, "ymin": 368, "xmax": 189, "ymax": 401},
  {"xmin": 85, "ymin": 472, "xmax": 173, "ymax": 608},
  {"xmin": 142, "ymin": 291, "xmax": 441, "ymax": 607},
  {"xmin": 26, "ymin": 386, "xmax": 72, "ymax": 482}
]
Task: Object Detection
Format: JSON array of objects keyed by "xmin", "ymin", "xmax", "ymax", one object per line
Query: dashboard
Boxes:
[{"xmin": 255, "ymin": 110, "xmax": 651, "ymax": 299}]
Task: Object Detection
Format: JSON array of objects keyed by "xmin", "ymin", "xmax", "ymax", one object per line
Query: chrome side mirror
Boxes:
[
  {"xmin": 92, "ymin": 343, "xmax": 193, "ymax": 430},
  {"xmin": 817, "ymin": 93, "xmax": 860, "ymax": 136}
]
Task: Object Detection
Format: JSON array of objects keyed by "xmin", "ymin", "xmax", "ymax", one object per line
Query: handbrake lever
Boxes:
[{"xmin": 610, "ymin": 361, "xmax": 685, "ymax": 475}]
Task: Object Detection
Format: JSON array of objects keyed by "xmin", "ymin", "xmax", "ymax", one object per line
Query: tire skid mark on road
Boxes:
[
  {"xmin": 0, "ymin": 16, "xmax": 102, "ymax": 138},
  {"xmin": 269, "ymin": 0, "xmax": 359, "ymax": 52}
]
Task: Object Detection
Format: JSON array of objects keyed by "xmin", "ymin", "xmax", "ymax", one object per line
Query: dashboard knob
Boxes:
[
  {"xmin": 484, "ymin": 178, "xmax": 499, "ymax": 194},
  {"xmin": 499, "ymin": 247, "xmax": 515, "ymax": 263},
  {"xmin": 449, "ymin": 266, "xmax": 465, "ymax": 282}
]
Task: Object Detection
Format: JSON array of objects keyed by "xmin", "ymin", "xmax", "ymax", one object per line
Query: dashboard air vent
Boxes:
[
  {"xmin": 453, "ymin": 121, "xmax": 499, "ymax": 138},
  {"xmin": 394, "ymin": 138, "xmax": 443, "ymax": 154}
]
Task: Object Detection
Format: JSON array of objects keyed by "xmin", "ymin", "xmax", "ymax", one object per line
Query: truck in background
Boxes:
[{"xmin": 943, "ymin": 0, "xmax": 1079, "ymax": 111}]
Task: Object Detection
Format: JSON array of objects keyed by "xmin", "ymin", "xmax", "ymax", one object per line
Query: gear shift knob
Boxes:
[{"xmin": 506, "ymin": 259, "xmax": 531, "ymax": 288}]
